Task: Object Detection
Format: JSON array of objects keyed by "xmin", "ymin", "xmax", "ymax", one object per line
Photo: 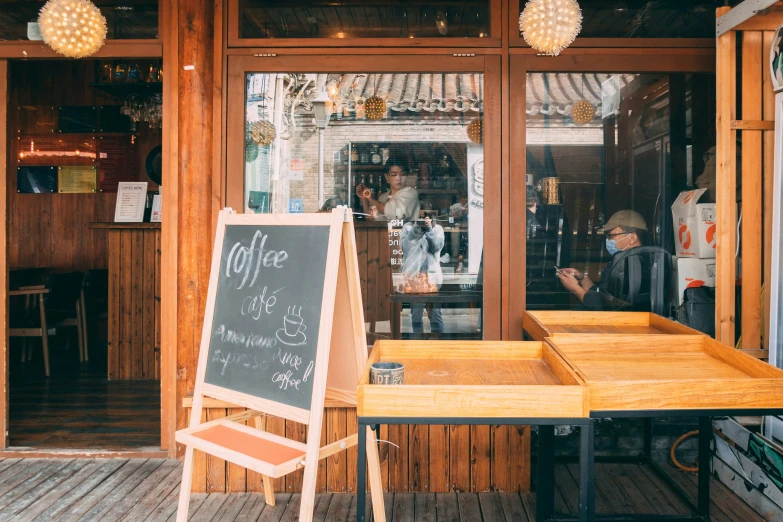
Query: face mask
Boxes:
[{"xmin": 606, "ymin": 235, "xmax": 629, "ymax": 255}]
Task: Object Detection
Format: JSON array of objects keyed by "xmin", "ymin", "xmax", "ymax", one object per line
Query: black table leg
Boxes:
[
  {"xmin": 357, "ymin": 421, "xmax": 367, "ymax": 522},
  {"xmin": 536, "ymin": 425, "xmax": 555, "ymax": 522},
  {"xmin": 579, "ymin": 420, "xmax": 595, "ymax": 522},
  {"xmin": 697, "ymin": 416, "xmax": 712, "ymax": 520},
  {"xmin": 643, "ymin": 417, "xmax": 653, "ymax": 459}
]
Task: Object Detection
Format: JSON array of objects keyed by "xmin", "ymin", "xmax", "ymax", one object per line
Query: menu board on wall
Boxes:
[
  {"xmin": 98, "ymin": 135, "xmax": 137, "ymax": 191},
  {"xmin": 58, "ymin": 166, "xmax": 97, "ymax": 193}
]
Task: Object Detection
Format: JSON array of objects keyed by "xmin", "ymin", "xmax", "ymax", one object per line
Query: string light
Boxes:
[
  {"xmin": 519, "ymin": 0, "xmax": 582, "ymax": 56},
  {"xmin": 467, "ymin": 119, "xmax": 483, "ymax": 144},
  {"xmin": 38, "ymin": 0, "xmax": 107, "ymax": 58}
]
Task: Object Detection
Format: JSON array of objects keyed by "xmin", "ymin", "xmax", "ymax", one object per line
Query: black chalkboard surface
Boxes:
[{"xmin": 204, "ymin": 224, "xmax": 331, "ymax": 411}]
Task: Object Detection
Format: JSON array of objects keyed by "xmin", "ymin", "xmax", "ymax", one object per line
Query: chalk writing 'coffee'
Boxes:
[{"xmin": 226, "ymin": 230, "xmax": 289, "ymax": 290}]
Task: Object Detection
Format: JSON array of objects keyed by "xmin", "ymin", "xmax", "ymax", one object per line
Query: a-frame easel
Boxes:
[{"xmin": 175, "ymin": 208, "xmax": 385, "ymax": 522}]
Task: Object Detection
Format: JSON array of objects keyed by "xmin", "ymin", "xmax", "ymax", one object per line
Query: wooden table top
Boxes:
[
  {"xmin": 358, "ymin": 341, "xmax": 588, "ymax": 418},
  {"xmin": 548, "ymin": 334, "xmax": 783, "ymax": 412},
  {"xmin": 523, "ymin": 311, "xmax": 703, "ymax": 340}
]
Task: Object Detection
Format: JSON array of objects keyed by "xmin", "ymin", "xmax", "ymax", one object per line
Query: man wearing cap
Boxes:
[{"xmin": 557, "ymin": 210, "xmax": 653, "ymax": 311}]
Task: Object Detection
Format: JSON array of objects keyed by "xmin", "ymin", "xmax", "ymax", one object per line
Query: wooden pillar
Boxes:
[
  {"xmin": 763, "ymin": 30, "xmax": 776, "ymax": 351},
  {"xmin": 0, "ymin": 60, "xmax": 7, "ymax": 449},
  {"xmin": 741, "ymin": 31, "xmax": 763, "ymax": 349},
  {"xmin": 716, "ymin": 6, "xmax": 737, "ymax": 345}
]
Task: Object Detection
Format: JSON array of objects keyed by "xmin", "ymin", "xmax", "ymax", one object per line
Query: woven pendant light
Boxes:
[
  {"xmin": 571, "ymin": 100, "xmax": 595, "ymax": 125},
  {"xmin": 467, "ymin": 119, "xmax": 483, "ymax": 144},
  {"xmin": 365, "ymin": 96, "xmax": 386, "ymax": 121},
  {"xmin": 251, "ymin": 120, "xmax": 276, "ymax": 146}
]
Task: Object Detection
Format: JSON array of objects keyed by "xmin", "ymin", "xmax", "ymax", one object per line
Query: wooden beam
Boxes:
[
  {"xmin": 0, "ymin": 60, "xmax": 7, "ymax": 450},
  {"xmin": 716, "ymin": 6, "xmax": 738, "ymax": 345},
  {"xmin": 731, "ymin": 119, "xmax": 776, "ymax": 130},
  {"xmin": 763, "ymin": 30, "xmax": 777, "ymax": 351},
  {"xmin": 716, "ymin": 0, "xmax": 782, "ymax": 36},
  {"xmin": 0, "ymin": 40, "xmax": 162, "ymax": 59},
  {"xmin": 741, "ymin": 31, "xmax": 764, "ymax": 350},
  {"xmin": 160, "ymin": 0, "xmax": 179, "ymax": 457}
]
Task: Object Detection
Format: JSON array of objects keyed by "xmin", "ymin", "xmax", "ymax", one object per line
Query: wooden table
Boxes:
[
  {"xmin": 88, "ymin": 222, "xmax": 161, "ymax": 381},
  {"xmin": 356, "ymin": 341, "xmax": 592, "ymax": 522},
  {"xmin": 523, "ymin": 310, "xmax": 703, "ymax": 341},
  {"xmin": 541, "ymin": 334, "xmax": 783, "ymax": 522}
]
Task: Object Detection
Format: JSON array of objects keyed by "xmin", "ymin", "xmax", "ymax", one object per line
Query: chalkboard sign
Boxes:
[{"xmin": 204, "ymin": 223, "xmax": 331, "ymax": 410}]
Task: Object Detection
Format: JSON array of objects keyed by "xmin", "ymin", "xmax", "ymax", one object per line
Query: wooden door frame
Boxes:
[
  {"xmin": 0, "ymin": 50, "xmax": 169, "ymax": 453},
  {"xmin": 223, "ymin": 54, "xmax": 503, "ymax": 341},
  {"xmin": 507, "ymin": 50, "xmax": 716, "ymax": 340}
]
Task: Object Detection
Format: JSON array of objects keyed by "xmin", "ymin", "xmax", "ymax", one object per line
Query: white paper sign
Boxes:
[
  {"xmin": 150, "ymin": 194, "xmax": 162, "ymax": 222},
  {"xmin": 289, "ymin": 159, "xmax": 304, "ymax": 181},
  {"xmin": 114, "ymin": 182, "xmax": 148, "ymax": 222},
  {"xmin": 467, "ymin": 145, "xmax": 484, "ymax": 274}
]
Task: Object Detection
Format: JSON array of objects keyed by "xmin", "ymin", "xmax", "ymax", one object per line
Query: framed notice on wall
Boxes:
[
  {"xmin": 114, "ymin": 182, "xmax": 148, "ymax": 222},
  {"xmin": 58, "ymin": 166, "xmax": 97, "ymax": 193}
]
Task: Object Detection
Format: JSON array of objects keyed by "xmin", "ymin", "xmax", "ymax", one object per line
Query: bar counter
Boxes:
[{"xmin": 89, "ymin": 222, "xmax": 161, "ymax": 381}]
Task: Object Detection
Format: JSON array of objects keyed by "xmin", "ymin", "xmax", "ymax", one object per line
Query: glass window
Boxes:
[
  {"xmin": 239, "ymin": 2, "xmax": 491, "ymax": 39},
  {"xmin": 0, "ymin": 1, "xmax": 158, "ymax": 40},
  {"xmin": 242, "ymin": 72, "xmax": 485, "ymax": 341},
  {"xmin": 524, "ymin": 72, "xmax": 715, "ymax": 315},
  {"xmin": 518, "ymin": 1, "xmax": 739, "ymax": 39}
]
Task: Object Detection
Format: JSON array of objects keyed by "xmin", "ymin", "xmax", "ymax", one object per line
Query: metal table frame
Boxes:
[
  {"xmin": 357, "ymin": 408, "xmax": 783, "ymax": 522},
  {"xmin": 356, "ymin": 416, "xmax": 593, "ymax": 522}
]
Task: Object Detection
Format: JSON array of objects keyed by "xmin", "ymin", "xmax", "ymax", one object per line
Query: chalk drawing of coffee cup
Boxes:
[{"xmin": 276, "ymin": 306, "xmax": 307, "ymax": 346}]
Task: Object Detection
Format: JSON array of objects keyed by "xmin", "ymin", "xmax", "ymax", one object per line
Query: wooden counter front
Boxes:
[{"xmin": 89, "ymin": 222, "xmax": 160, "ymax": 380}]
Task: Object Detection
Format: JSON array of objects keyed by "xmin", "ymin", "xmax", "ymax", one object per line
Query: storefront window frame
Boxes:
[
  {"xmin": 507, "ymin": 50, "xmax": 716, "ymax": 339},
  {"xmin": 223, "ymin": 54, "xmax": 502, "ymax": 340},
  {"xmin": 507, "ymin": 0, "xmax": 715, "ymax": 49},
  {"xmin": 227, "ymin": 0, "xmax": 503, "ymax": 48}
]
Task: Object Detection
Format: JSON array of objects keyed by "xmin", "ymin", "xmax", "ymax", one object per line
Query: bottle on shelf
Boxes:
[
  {"xmin": 128, "ymin": 63, "xmax": 141, "ymax": 82},
  {"xmin": 148, "ymin": 64, "xmax": 161, "ymax": 83},
  {"xmin": 350, "ymin": 145, "xmax": 359, "ymax": 164},
  {"xmin": 113, "ymin": 63, "xmax": 128, "ymax": 82},
  {"xmin": 99, "ymin": 61, "xmax": 113, "ymax": 83}
]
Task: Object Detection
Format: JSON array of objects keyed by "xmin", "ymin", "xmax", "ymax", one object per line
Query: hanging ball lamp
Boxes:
[
  {"xmin": 365, "ymin": 96, "xmax": 386, "ymax": 121},
  {"xmin": 250, "ymin": 120, "xmax": 276, "ymax": 146},
  {"xmin": 519, "ymin": 0, "xmax": 582, "ymax": 57},
  {"xmin": 38, "ymin": 0, "xmax": 108, "ymax": 58},
  {"xmin": 571, "ymin": 100, "xmax": 595, "ymax": 125},
  {"xmin": 467, "ymin": 119, "xmax": 483, "ymax": 144}
]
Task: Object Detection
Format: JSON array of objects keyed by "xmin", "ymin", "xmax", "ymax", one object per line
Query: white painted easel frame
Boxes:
[{"xmin": 175, "ymin": 208, "xmax": 385, "ymax": 522}]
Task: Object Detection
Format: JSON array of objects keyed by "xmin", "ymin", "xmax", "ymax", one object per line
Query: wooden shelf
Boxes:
[
  {"xmin": 89, "ymin": 82, "xmax": 162, "ymax": 101},
  {"xmin": 523, "ymin": 311, "xmax": 701, "ymax": 340},
  {"xmin": 89, "ymin": 222, "xmax": 161, "ymax": 229}
]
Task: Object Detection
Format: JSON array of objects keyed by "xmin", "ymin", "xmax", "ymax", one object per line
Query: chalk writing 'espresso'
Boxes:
[
  {"xmin": 212, "ymin": 349, "xmax": 269, "ymax": 376},
  {"xmin": 226, "ymin": 230, "xmax": 289, "ymax": 290}
]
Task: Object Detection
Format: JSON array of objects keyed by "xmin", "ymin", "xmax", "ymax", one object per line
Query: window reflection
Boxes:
[
  {"xmin": 244, "ymin": 73, "xmax": 484, "ymax": 341},
  {"xmin": 240, "ymin": 1, "xmax": 491, "ymax": 39},
  {"xmin": 525, "ymin": 73, "xmax": 715, "ymax": 316}
]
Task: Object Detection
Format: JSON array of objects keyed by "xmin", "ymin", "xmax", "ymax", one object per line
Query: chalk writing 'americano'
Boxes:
[{"xmin": 226, "ymin": 230, "xmax": 289, "ymax": 290}]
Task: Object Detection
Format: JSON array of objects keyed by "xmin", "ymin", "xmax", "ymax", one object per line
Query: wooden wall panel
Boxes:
[
  {"xmin": 6, "ymin": 60, "xmax": 160, "ymax": 273},
  {"xmin": 106, "ymin": 228, "xmax": 161, "ymax": 381},
  {"xmin": 186, "ymin": 406, "xmax": 530, "ymax": 493}
]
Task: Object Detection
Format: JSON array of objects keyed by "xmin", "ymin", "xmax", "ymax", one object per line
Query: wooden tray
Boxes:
[
  {"xmin": 547, "ymin": 334, "xmax": 783, "ymax": 412},
  {"xmin": 523, "ymin": 311, "xmax": 703, "ymax": 341},
  {"xmin": 358, "ymin": 341, "xmax": 588, "ymax": 419}
]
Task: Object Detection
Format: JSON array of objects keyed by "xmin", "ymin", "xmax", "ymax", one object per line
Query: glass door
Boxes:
[{"xmin": 225, "ymin": 55, "xmax": 501, "ymax": 341}]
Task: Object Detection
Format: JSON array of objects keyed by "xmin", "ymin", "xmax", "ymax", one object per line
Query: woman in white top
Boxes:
[{"xmin": 356, "ymin": 157, "xmax": 420, "ymax": 221}]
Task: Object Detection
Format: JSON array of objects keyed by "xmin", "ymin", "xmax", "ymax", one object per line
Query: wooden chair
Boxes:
[
  {"xmin": 10, "ymin": 272, "xmax": 85, "ymax": 376},
  {"xmin": 81, "ymin": 269, "xmax": 109, "ymax": 362}
]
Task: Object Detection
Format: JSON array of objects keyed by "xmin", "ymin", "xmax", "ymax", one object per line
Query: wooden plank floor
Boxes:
[
  {"xmin": 0, "ymin": 458, "xmax": 771, "ymax": 521},
  {"xmin": 8, "ymin": 341, "xmax": 159, "ymax": 449}
]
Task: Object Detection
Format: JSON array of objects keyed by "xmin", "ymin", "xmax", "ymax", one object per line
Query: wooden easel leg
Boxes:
[
  {"xmin": 365, "ymin": 425, "xmax": 386, "ymax": 522},
  {"xmin": 176, "ymin": 446, "xmax": 195, "ymax": 522},
  {"xmin": 262, "ymin": 475, "xmax": 275, "ymax": 506}
]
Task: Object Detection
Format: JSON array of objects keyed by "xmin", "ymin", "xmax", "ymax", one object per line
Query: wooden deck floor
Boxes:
[{"xmin": 0, "ymin": 458, "xmax": 771, "ymax": 521}]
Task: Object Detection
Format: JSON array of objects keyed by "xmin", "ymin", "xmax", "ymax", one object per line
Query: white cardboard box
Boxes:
[
  {"xmin": 674, "ymin": 257, "xmax": 716, "ymax": 305},
  {"xmin": 671, "ymin": 188, "xmax": 717, "ymax": 259}
]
